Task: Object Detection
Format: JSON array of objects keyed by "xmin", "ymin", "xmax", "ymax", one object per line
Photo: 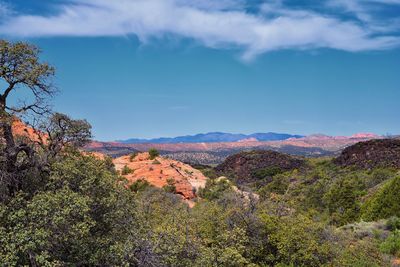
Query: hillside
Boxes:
[
  {"xmin": 215, "ymin": 150, "xmax": 305, "ymax": 186},
  {"xmin": 85, "ymin": 133, "xmax": 381, "ymax": 164},
  {"xmin": 334, "ymin": 139, "xmax": 400, "ymax": 169},
  {"xmin": 113, "ymin": 152, "xmax": 207, "ymax": 200}
]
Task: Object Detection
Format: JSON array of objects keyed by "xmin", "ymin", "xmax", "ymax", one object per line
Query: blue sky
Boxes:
[{"xmin": 0, "ymin": 0, "xmax": 399, "ymax": 140}]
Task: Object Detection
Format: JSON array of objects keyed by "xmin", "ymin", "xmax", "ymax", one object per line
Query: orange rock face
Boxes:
[
  {"xmin": 11, "ymin": 119, "xmax": 45, "ymax": 143},
  {"xmin": 113, "ymin": 152, "xmax": 207, "ymax": 200}
]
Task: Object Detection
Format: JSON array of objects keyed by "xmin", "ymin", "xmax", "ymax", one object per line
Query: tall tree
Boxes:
[{"xmin": 0, "ymin": 40, "xmax": 55, "ymax": 197}]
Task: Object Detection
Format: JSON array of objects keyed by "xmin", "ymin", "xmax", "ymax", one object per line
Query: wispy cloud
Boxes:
[
  {"xmin": 0, "ymin": 0, "xmax": 399, "ymax": 60},
  {"xmin": 0, "ymin": 2, "xmax": 11, "ymax": 17},
  {"xmin": 327, "ymin": 0, "xmax": 400, "ymax": 30}
]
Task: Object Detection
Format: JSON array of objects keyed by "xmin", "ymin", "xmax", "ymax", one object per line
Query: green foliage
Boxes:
[
  {"xmin": 260, "ymin": 213, "xmax": 334, "ymax": 267},
  {"xmin": 1, "ymin": 41, "xmax": 398, "ymax": 265},
  {"xmin": 365, "ymin": 168, "xmax": 396, "ymax": 188},
  {"xmin": 334, "ymin": 239, "xmax": 389, "ymax": 267},
  {"xmin": 362, "ymin": 176, "xmax": 400, "ymax": 221},
  {"xmin": 323, "ymin": 175, "xmax": 365, "ymax": 225},
  {"xmin": 121, "ymin": 164, "xmax": 133, "ymax": 175},
  {"xmin": 163, "ymin": 178, "xmax": 176, "ymax": 193},
  {"xmin": 258, "ymin": 174, "xmax": 290, "ymax": 198},
  {"xmin": 198, "ymin": 178, "xmax": 233, "ymax": 200},
  {"xmin": 253, "ymin": 166, "xmax": 283, "ymax": 179},
  {"xmin": 191, "ymin": 198, "xmax": 254, "ymax": 266},
  {"xmin": 129, "ymin": 179, "xmax": 151, "ymax": 193},
  {"xmin": 380, "ymin": 230, "xmax": 400, "ymax": 256},
  {"xmin": 0, "ymin": 153, "xmax": 140, "ymax": 265},
  {"xmin": 387, "ymin": 216, "xmax": 400, "ymax": 231},
  {"xmin": 148, "ymin": 148, "xmax": 159, "ymax": 160}
]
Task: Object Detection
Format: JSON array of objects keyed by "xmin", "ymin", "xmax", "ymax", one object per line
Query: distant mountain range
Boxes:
[{"xmin": 117, "ymin": 132, "xmax": 304, "ymax": 144}]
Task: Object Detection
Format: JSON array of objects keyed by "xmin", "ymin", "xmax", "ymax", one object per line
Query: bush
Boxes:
[
  {"xmin": 121, "ymin": 165, "xmax": 133, "ymax": 175},
  {"xmin": 0, "ymin": 153, "xmax": 140, "ymax": 266},
  {"xmin": 258, "ymin": 174, "xmax": 289, "ymax": 198},
  {"xmin": 323, "ymin": 175, "xmax": 365, "ymax": 225},
  {"xmin": 148, "ymin": 148, "xmax": 159, "ymax": 160},
  {"xmin": 380, "ymin": 230, "xmax": 400, "ymax": 256},
  {"xmin": 260, "ymin": 213, "xmax": 335, "ymax": 267},
  {"xmin": 253, "ymin": 166, "xmax": 283, "ymax": 179},
  {"xmin": 129, "ymin": 179, "xmax": 151, "ymax": 193},
  {"xmin": 163, "ymin": 178, "xmax": 176, "ymax": 193},
  {"xmin": 335, "ymin": 239, "xmax": 390, "ymax": 267},
  {"xmin": 362, "ymin": 176, "xmax": 400, "ymax": 221},
  {"xmin": 198, "ymin": 178, "xmax": 232, "ymax": 200},
  {"xmin": 387, "ymin": 216, "xmax": 400, "ymax": 231}
]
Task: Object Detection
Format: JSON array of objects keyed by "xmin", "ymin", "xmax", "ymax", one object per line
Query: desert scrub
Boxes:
[
  {"xmin": 380, "ymin": 230, "xmax": 400, "ymax": 256},
  {"xmin": 129, "ymin": 152, "xmax": 138, "ymax": 162},
  {"xmin": 129, "ymin": 179, "xmax": 151, "ymax": 193},
  {"xmin": 121, "ymin": 165, "xmax": 133, "ymax": 175},
  {"xmin": 163, "ymin": 178, "xmax": 176, "ymax": 193},
  {"xmin": 148, "ymin": 148, "xmax": 159, "ymax": 160}
]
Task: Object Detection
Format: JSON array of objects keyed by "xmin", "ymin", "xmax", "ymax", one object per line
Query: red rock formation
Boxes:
[
  {"xmin": 113, "ymin": 152, "xmax": 207, "ymax": 200},
  {"xmin": 11, "ymin": 119, "xmax": 45, "ymax": 143}
]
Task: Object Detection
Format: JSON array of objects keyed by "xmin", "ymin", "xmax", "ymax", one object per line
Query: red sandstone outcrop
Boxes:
[{"xmin": 113, "ymin": 152, "xmax": 207, "ymax": 199}]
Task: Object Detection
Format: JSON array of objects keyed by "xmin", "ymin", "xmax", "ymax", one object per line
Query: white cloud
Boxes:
[{"xmin": 0, "ymin": 0, "xmax": 399, "ymax": 59}]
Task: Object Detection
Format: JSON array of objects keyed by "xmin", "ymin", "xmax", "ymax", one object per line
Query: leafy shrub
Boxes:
[
  {"xmin": 387, "ymin": 216, "xmax": 400, "ymax": 231},
  {"xmin": 198, "ymin": 178, "xmax": 232, "ymax": 200},
  {"xmin": 200, "ymin": 168, "xmax": 218, "ymax": 179},
  {"xmin": 121, "ymin": 165, "xmax": 133, "ymax": 175},
  {"xmin": 335, "ymin": 239, "xmax": 389, "ymax": 267},
  {"xmin": 258, "ymin": 174, "xmax": 289, "ymax": 198},
  {"xmin": 0, "ymin": 153, "xmax": 140, "ymax": 266},
  {"xmin": 365, "ymin": 168, "xmax": 395, "ymax": 188},
  {"xmin": 148, "ymin": 148, "xmax": 159, "ymax": 160},
  {"xmin": 253, "ymin": 166, "xmax": 283, "ymax": 179},
  {"xmin": 362, "ymin": 176, "xmax": 400, "ymax": 221},
  {"xmin": 260, "ymin": 213, "xmax": 335, "ymax": 267},
  {"xmin": 323, "ymin": 175, "xmax": 365, "ymax": 225},
  {"xmin": 129, "ymin": 179, "xmax": 151, "ymax": 193},
  {"xmin": 380, "ymin": 230, "xmax": 400, "ymax": 256}
]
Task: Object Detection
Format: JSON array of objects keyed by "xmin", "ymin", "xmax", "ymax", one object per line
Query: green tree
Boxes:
[
  {"xmin": 323, "ymin": 175, "xmax": 365, "ymax": 225},
  {"xmin": 0, "ymin": 152, "xmax": 143, "ymax": 265},
  {"xmin": 0, "ymin": 40, "xmax": 55, "ymax": 199}
]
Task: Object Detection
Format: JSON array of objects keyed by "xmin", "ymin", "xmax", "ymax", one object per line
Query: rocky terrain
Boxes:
[
  {"xmin": 113, "ymin": 152, "xmax": 207, "ymax": 200},
  {"xmin": 164, "ymin": 145, "xmax": 334, "ymax": 165},
  {"xmin": 10, "ymin": 119, "xmax": 43, "ymax": 142},
  {"xmin": 86, "ymin": 133, "xmax": 381, "ymax": 164},
  {"xmin": 215, "ymin": 150, "xmax": 305, "ymax": 186},
  {"xmin": 334, "ymin": 139, "xmax": 400, "ymax": 169}
]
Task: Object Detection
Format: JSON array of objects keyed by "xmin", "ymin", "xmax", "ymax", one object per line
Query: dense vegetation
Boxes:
[{"xmin": 1, "ymin": 40, "xmax": 400, "ymax": 266}]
